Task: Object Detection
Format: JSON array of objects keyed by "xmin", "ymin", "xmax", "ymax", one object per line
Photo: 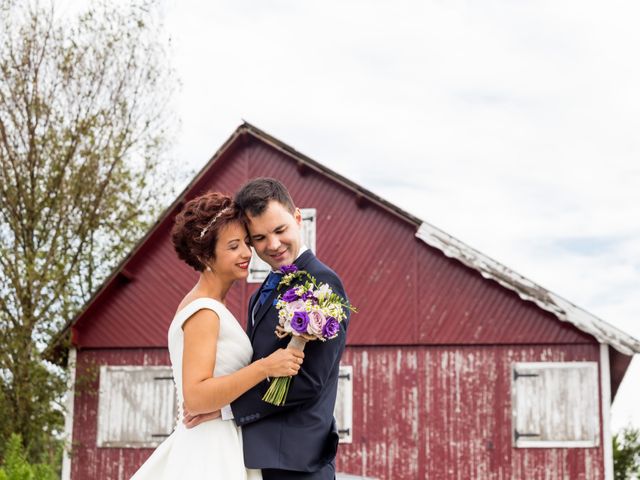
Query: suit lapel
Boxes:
[
  {"xmin": 250, "ymin": 287, "xmax": 278, "ymax": 342},
  {"xmin": 246, "ymin": 289, "xmax": 260, "ymax": 337},
  {"xmin": 249, "ymin": 250, "xmax": 316, "ymax": 343},
  {"xmin": 294, "ymin": 249, "xmax": 314, "ymax": 271}
]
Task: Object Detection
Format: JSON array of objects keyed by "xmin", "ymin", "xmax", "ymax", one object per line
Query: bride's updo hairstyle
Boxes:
[{"xmin": 171, "ymin": 192, "xmax": 240, "ymax": 272}]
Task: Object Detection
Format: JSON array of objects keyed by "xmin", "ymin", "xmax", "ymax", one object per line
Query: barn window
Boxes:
[
  {"xmin": 97, "ymin": 366, "xmax": 177, "ymax": 448},
  {"xmin": 334, "ymin": 365, "xmax": 353, "ymax": 443},
  {"xmin": 247, "ymin": 208, "xmax": 317, "ymax": 283},
  {"xmin": 511, "ymin": 362, "xmax": 599, "ymax": 448}
]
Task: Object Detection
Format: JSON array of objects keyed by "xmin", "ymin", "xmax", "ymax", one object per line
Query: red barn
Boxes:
[{"xmin": 54, "ymin": 123, "xmax": 640, "ymax": 480}]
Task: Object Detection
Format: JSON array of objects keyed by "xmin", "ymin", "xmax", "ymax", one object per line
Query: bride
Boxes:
[{"xmin": 131, "ymin": 192, "xmax": 304, "ymax": 479}]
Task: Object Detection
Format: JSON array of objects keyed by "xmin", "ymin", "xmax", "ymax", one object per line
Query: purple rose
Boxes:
[
  {"xmin": 301, "ymin": 291, "xmax": 317, "ymax": 303},
  {"xmin": 291, "ymin": 311, "xmax": 310, "ymax": 334},
  {"xmin": 282, "ymin": 288, "xmax": 300, "ymax": 302},
  {"xmin": 280, "ymin": 264, "xmax": 298, "ymax": 275},
  {"xmin": 322, "ymin": 316, "xmax": 340, "ymax": 339}
]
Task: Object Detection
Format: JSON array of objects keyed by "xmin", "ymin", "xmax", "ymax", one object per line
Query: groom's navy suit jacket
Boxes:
[{"xmin": 231, "ymin": 250, "xmax": 350, "ymax": 473}]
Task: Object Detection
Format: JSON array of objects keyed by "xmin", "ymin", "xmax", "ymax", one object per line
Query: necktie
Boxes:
[{"xmin": 256, "ymin": 272, "xmax": 283, "ymax": 312}]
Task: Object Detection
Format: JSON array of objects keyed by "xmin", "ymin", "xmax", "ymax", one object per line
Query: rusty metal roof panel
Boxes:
[{"xmin": 417, "ymin": 222, "xmax": 640, "ymax": 355}]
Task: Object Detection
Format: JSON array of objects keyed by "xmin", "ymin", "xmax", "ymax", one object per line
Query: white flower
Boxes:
[
  {"xmin": 282, "ymin": 318, "xmax": 293, "ymax": 333},
  {"xmin": 278, "ymin": 309, "xmax": 288, "ymax": 326},
  {"xmin": 315, "ymin": 283, "xmax": 332, "ymax": 301},
  {"xmin": 286, "ymin": 299, "xmax": 305, "ymax": 314}
]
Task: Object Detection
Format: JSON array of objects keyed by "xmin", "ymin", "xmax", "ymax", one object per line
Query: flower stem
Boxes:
[{"xmin": 262, "ymin": 336, "xmax": 308, "ymax": 405}]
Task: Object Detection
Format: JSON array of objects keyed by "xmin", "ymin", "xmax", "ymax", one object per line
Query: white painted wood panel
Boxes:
[
  {"xmin": 97, "ymin": 366, "xmax": 177, "ymax": 448},
  {"xmin": 335, "ymin": 364, "xmax": 353, "ymax": 443},
  {"xmin": 512, "ymin": 362, "xmax": 599, "ymax": 448}
]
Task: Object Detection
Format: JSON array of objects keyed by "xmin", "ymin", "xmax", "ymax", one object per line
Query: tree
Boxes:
[
  {"xmin": 0, "ymin": 0, "xmax": 177, "ymax": 466},
  {"xmin": 614, "ymin": 426, "xmax": 640, "ymax": 480}
]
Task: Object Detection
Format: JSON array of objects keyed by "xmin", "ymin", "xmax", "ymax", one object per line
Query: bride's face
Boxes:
[{"xmin": 210, "ymin": 221, "xmax": 252, "ymax": 280}]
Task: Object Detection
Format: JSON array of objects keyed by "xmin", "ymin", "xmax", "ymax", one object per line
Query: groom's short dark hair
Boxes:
[{"xmin": 235, "ymin": 177, "xmax": 296, "ymax": 216}]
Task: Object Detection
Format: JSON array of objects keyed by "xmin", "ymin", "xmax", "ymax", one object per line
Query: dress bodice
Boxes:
[
  {"xmin": 131, "ymin": 297, "xmax": 261, "ymax": 480},
  {"xmin": 167, "ymin": 298, "xmax": 253, "ymax": 419}
]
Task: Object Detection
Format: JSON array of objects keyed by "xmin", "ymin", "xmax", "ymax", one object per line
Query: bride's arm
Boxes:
[{"xmin": 182, "ymin": 309, "xmax": 304, "ymax": 416}]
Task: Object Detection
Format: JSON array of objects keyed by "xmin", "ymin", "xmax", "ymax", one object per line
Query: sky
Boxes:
[{"xmin": 158, "ymin": 0, "xmax": 640, "ymax": 432}]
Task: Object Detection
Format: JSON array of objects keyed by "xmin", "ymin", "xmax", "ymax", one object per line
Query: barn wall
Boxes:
[
  {"xmin": 71, "ymin": 349, "xmax": 170, "ymax": 480},
  {"xmin": 243, "ymin": 140, "xmax": 594, "ymax": 348},
  {"xmin": 74, "ymin": 139, "xmax": 595, "ymax": 350},
  {"xmin": 415, "ymin": 239, "xmax": 595, "ymax": 346},
  {"xmin": 337, "ymin": 344, "xmax": 604, "ymax": 480},
  {"xmin": 73, "ymin": 344, "xmax": 605, "ymax": 480},
  {"xmin": 68, "ymin": 133, "xmax": 608, "ymax": 480},
  {"xmin": 245, "ymin": 140, "xmax": 421, "ymax": 345}
]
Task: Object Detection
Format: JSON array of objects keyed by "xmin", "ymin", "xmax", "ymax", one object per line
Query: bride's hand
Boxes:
[
  {"xmin": 182, "ymin": 403, "xmax": 221, "ymax": 429},
  {"xmin": 262, "ymin": 348, "xmax": 305, "ymax": 378}
]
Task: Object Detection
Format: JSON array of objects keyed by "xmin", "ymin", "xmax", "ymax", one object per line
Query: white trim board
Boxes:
[
  {"xmin": 600, "ymin": 344, "xmax": 614, "ymax": 480},
  {"xmin": 61, "ymin": 347, "xmax": 77, "ymax": 480}
]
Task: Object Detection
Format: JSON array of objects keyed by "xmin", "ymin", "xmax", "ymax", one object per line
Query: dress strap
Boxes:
[{"xmin": 174, "ymin": 297, "xmax": 227, "ymax": 330}]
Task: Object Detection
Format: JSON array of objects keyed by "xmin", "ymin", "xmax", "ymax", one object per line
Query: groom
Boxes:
[
  {"xmin": 231, "ymin": 178, "xmax": 350, "ymax": 479},
  {"xmin": 185, "ymin": 178, "xmax": 350, "ymax": 479}
]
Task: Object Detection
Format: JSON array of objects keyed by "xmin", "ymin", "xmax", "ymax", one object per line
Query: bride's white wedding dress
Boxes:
[{"xmin": 131, "ymin": 298, "xmax": 262, "ymax": 480}]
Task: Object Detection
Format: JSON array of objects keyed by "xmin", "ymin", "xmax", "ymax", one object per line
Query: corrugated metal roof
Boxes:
[{"xmin": 416, "ymin": 222, "xmax": 640, "ymax": 355}]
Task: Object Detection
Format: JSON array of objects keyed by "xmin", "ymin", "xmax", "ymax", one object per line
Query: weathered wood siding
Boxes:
[
  {"xmin": 336, "ymin": 344, "xmax": 604, "ymax": 480},
  {"xmin": 73, "ymin": 345, "xmax": 604, "ymax": 480},
  {"xmin": 71, "ymin": 349, "xmax": 170, "ymax": 480}
]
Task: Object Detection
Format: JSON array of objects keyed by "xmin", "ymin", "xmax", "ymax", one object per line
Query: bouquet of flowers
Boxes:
[{"xmin": 262, "ymin": 264, "xmax": 356, "ymax": 406}]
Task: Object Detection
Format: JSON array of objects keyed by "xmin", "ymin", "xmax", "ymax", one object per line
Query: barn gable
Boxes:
[{"xmin": 55, "ymin": 122, "xmax": 639, "ymax": 359}]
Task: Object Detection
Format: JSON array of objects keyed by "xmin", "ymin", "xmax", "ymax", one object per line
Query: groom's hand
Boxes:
[{"xmin": 182, "ymin": 403, "xmax": 221, "ymax": 428}]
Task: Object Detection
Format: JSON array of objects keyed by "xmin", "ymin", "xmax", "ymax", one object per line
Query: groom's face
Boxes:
[{"xmin": 245, "ymin": 200, "xmax": 303, "ymax": 270}]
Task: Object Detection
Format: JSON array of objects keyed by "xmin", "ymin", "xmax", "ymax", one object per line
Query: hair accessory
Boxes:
[{"xmin": 199, "ymin": 206, "xmax": 232, "ymax": 239}]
